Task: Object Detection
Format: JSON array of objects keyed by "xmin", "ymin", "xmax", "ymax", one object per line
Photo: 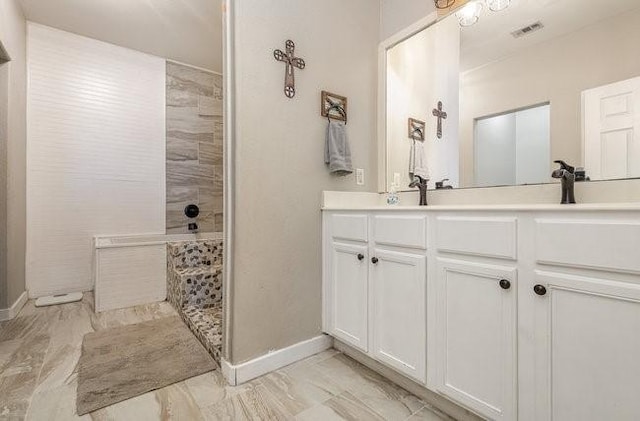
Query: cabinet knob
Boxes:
[
  {"xmin": 533, "ymin": 284, "xmax": 547, "ymax": 296},
  {"xmin": 499, "ymin": 279, "xmax": 511, "ymax": 290},
  {"xmin": 357, "ymin": 253, "xmax": 364, "ymax": 261},
  {"xmin": 371, "ymin": 257, "xmax": 379, "ymax": 264}
]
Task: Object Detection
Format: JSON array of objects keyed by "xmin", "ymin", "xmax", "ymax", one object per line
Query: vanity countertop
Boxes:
[{"xmin": 322, "ymin": 203, "xmax": 640, "ymax": 212}]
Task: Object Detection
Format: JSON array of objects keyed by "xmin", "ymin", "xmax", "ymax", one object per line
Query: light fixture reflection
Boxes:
[
  {"xmin": 456, "ymin": 1, "xmax": 483, "ymax": 27},
  {"xmin": 434, "ymin": 0, "xmax": 456, "ymax": 9},
  {"xmin": 486, "ymin": 0, "xmax": 511, "ymax": 12}
]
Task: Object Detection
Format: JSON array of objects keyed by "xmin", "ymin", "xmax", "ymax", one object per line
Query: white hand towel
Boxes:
[
  {"xmin": 409, "ymin": 139, "xmax": 429, "ymax": 180},
  {"xmin": 325, "ymin": 121, "xmax": 353, "ymax": 175}
]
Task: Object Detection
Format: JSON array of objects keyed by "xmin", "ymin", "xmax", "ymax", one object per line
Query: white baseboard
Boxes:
[
  {"xmin": 221, "ymin": 334, "xmax": 333, "ymax": 385},
  {"xmin": 0, "ymin": 291, "xmax": 28, "ymax": 322}
]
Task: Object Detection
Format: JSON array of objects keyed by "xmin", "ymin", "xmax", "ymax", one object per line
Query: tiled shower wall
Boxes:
[{"xmin": 166, "ymin": 62, "xmax": 223, "ymax": 234}]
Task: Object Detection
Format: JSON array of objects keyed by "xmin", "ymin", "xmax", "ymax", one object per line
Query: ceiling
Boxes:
[
  {"xmin": 18, "ymin": 0, "xmax": 222, "ymax": 73},
  {"xmin": 460, "ymin": 0, "xmax": 640, "ymax": 72}
]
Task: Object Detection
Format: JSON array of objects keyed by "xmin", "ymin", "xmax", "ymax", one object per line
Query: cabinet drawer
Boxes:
[
  {"xmin": 535, "ymin": 219, "xmax": 640, "ymax": 274},
  {"xmin": 373, "ymin": 215, "xmax": 427, "ymax": 249},
  {"xmin": 436, "ymin": 216, "xmax": 517, "ymax": 260},
  {"xmin": 331, "ymin": 214, "xmax": 368, "ymax": 242}
]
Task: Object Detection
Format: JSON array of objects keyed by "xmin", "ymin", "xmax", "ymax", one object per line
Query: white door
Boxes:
[
  {"xmin": 435, "ymin": 259, "xmax": 517, "ymax": 421},
  {"xmin": 583, "ymin": 76, "xmax": 640, "ymax": 180},
  {"xmin": 371, "ymin": 249, "xmax": 426, "ymax": 383},
  {"xmin": 532, "ymin": 271, "xmax": 640, "ymax": 421},
  {"xmin": 329, "ymin": 242, "xmax": 369, "ymax": 352},
  {"xmin": 475, "ymin": 104, "xmax": 550, "ymax": 187}
]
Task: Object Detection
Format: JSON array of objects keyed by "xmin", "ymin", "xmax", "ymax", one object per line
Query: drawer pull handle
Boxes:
[
  {"xmin": 357, "ymin": 254, "xmax": 364, "ymax": 261},
  {"xmin": 499, "ymin": 279, "xmax": 511, "ymax": 290},
  {"xmin": 534, "ymin": 284, "xmax": 547, "ymax": 296},
  {"xmin": 371, "ymin": 257, "xmax": 379, "ymax": 264}
]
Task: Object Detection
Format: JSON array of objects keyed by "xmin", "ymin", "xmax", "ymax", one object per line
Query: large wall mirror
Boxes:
[{"xmin": 381, "ymin": 0, "xmax": 640, "ymax": 192}]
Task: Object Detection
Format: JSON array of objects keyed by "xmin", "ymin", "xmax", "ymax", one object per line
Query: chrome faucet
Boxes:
[
  {"xmin": 551, "ymin": 160, "xmax": 576, "ymax": 204},
  {"xmin": 409, "ymin": 176, "xmax": 428, "ymax": 206}
]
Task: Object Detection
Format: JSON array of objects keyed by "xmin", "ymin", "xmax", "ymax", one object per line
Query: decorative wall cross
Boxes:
[
  {"xmin": 273, "ymin": 40, "xmax": 306, "ymax": 98},
  {"xmin": 432, "ymin": 101, "xmax": 447, "ymax": 139}
]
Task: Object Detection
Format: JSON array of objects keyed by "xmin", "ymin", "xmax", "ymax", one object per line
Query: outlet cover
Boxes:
[{"xmin": 356, "ymin": 169, "xmax": 365, "ymax": 185}]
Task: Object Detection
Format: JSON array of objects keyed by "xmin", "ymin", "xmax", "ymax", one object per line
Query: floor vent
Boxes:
[{"xmin": 511, "ymin": 21, "xmax": 544, "ymax": 38}]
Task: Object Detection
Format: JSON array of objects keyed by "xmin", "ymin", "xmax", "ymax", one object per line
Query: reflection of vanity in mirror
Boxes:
[{"xmin": 381, "ymin": 0, "xmax": 640, "ymax": 192}]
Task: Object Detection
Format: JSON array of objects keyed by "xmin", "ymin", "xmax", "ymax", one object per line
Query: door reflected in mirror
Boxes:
[
  {"xmin": 474, "ymin": 103, "xmax": 550, "ymax": 187},
  {"xmin": 382, "ymin": 0, "xmax": 640, "ymax": 192}
]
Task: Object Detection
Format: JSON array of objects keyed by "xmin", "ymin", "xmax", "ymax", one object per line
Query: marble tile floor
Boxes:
[{"xmin": 0, "ymin": 295, "xmax": 452, "ymax": 421}]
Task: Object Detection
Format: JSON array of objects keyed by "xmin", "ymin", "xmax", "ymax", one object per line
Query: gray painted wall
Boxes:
[
  {"xmin": 0, "ymin": 0, "xmax": 27, "ymax": 310},
  {"xmin": 229, "ymin": 0, "xmax": 380, "ymax": 364}
]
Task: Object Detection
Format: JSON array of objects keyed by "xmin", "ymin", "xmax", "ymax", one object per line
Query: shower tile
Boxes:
[
  {"xmin": 166, "ymin": 62, "xmax": 222, "ymax": 234},
  {"xmin": 198, "ymin": 96, "xmax": 222, "ymax": 117},
  {"xmin": 167, "ymin": 107, "xmax": 215, "ymax": 135},
  {"xmin": 167, "ymin": 63, "xmax": 216, "ymax": 96},
  {"xmin": 197, "ymin": 214, "xmax": 216, "ymax": 233},
  {"xmin": 213, "ymin": 121, "xmax": 223, "ymax": 146},
  {"xmin": 168, "ymin": 172, "xmax": 215, "ymax": 189},
  {"xmin": 167, "ymin": 88, "xmax": 199, "ymax": 108},
  {"xmin": 198, "ymin": 188, "xmax": 223, "ymax": 213},
  {"xmin": 199, "ymin": 142, "xmax": 222, "ymax": 166},
  {"xmin": 167, "ymin": 211, "xmax": 189, "ymax": 231},
  {"xmin": 167, "ymin": 186, "xmax": 198, "ymax": 210},
  {"xmin": 167, "ymin": 139, "xmax": 198, "ymax": 162},
  {"xmin": 167, "ymin": 161, "xmax": 215, "ymax": 179},
  {"xmin": 167, "ymin": 130, "xmax": 215, "ymax": 144}
]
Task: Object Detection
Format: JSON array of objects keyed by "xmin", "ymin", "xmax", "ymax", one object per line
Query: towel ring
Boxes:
[
  {"xmin": 411, "ymin": 127, "xmax": 424, "ymax": 141},
  {"xmin": 326, "ymin": 104, "xmax": 347, "ymax": 125}
]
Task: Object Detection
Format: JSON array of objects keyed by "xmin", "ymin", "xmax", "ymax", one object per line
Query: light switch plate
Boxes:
[{"xmin": 356, "ymin": 168, "xmax": 365, "ymax": 185}]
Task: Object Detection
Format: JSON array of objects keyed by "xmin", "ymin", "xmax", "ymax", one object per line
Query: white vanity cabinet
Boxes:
[
  {"xmin": 527, "ymin": 216, "xmax": 640, "ymax": 421},
  {"xmin": 531, "ymin": 271, "xmax": 640, "ymax": 421},
  {"xmin": 322, "ymin": 206, "xmax": 640, "ymax": 421},
  {"xmin": 371, "ymin": 246, "xmax": 426, "ymax": 383},
  {"xmin": 328, "ymin": 241, "xmax": 369, "ymax": 352},
  {"xmin": 434, "ymin": 259, "xmax": 517, "ymax": 421},
  {"xmin": 323, "ymin": 213, "xmax": 427, "ymax": 383}
]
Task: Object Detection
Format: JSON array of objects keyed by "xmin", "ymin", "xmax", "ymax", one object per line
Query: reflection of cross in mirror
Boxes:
[
  {"xmin": 273, "ymin": 40, "xmax": 306, "ymax": 98},
  {"xmin": 432, "ymin": 101, "xmax": 447, "ymax": 139}
]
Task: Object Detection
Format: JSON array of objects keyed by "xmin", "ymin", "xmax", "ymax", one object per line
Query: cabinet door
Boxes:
[
  {"xmin": 532, "ymin": 272, "xmax": 640, "ymax": 421},
  {"xmin": 329, "ymin": 242, "xmax": 369, "ymax": 352},
  {"xmin": 435, "ymin": 259, "xmax": 517, "ymax": 421},
  {"xmin": 371, "ymin": 249, "xmax": 426, "ymax": 383}
]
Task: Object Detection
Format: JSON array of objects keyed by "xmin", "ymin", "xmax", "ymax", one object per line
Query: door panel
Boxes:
[
  {"xmin": 435, "ymin": 258, "xmax": 517, "ymax": 420},
  {"xmin": 533, "ymin": 271, "xmax": 640, "ymax": 421},
  {"xmin": 372, "ymin": 249, "xmax": 426, "ymax": 383},
  {"xmin": 330, "ymin": 242, "xmax": 369, "ymax": 351},
  {"xmin": 583, "ymin": 76, "xmax": 640, "ymax": 180}
]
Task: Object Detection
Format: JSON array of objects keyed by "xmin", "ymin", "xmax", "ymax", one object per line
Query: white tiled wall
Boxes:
[{"xmin": 26, "ymin": 24, "xmax": 166, "ymax": 297}]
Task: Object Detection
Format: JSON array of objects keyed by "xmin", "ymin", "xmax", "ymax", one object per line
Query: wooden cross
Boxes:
[
  {"xmin": 273, "ymin": 40, "xmax": 306, "ymax": 98},
  {"xmin": 432, "ymin": 101, "xmax": 447, "ymax": 139}
]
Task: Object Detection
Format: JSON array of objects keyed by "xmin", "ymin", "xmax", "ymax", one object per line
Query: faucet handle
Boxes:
[
  {"xmin": 554, "ymin": 160, "xmax": 575, "ymax": 174},
  {"xmin": 435, "ymin": 178, "xmax": 449, "ymax": 189}
]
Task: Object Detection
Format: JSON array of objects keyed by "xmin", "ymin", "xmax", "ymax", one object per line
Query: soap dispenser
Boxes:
[{"xmin": 387, "ymin": 183, "xmax": 400, "ymax": 205}]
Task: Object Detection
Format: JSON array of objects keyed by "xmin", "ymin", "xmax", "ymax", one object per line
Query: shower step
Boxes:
[{"xmin": 180, "ymin": 304, "xmax": 222, "ymax": 364}]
